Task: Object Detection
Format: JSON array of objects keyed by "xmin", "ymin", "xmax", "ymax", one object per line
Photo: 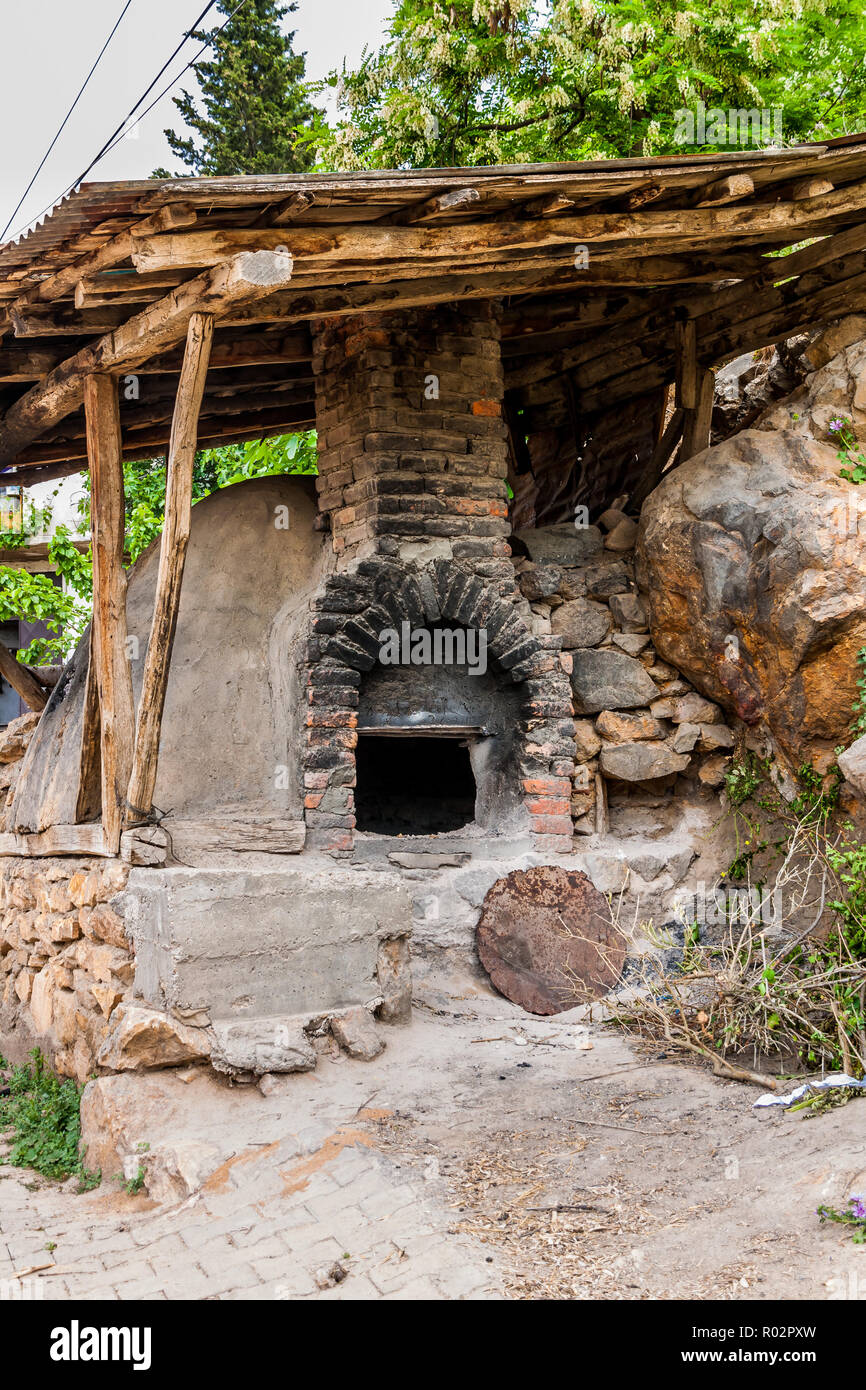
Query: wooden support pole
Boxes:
[
  {"xmin": 85, "ymin": 373, "xmax": 135, "ymax": 854},
  {"xmin": 125, "ymin": 312, "xmax": 214, "ymax": 824},
  {"xmin": 681, "ymin": 368, "xmax": 715, "ymax": 461},
  {"xmin": 75, "ymin": 636, "xmax": 102, "ymax": 823},
  {"xmin": 0, "ymin": 641, "xmax": 48, "ymax": 711},
  {"xmin": 674, "ymin": 319, "xmax": 698, "ymax": 409}
]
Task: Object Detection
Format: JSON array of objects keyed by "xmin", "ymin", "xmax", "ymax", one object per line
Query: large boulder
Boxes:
[{"xmin": 637, "ymin": 426, "xmax": 866, "ymax": 769}]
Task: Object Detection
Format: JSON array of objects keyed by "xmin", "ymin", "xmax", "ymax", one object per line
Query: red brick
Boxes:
[
  {"xmin": 522, "ymin": 777, "xmax": 571, "ymax": 797},
  {"xmin": 471, "ymin": 399, "xmax": 501, "ymax": 417},
  {"xmin": 525, "ymin": 798, "xmax": 570, "ymax": 816},
  {"xmin": 529, "ymin": 814, "xmax": 574, "ymax": 836}
]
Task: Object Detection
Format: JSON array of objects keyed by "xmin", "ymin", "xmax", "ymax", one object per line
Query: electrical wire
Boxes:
[
  {"xmin": 0, "ymin": 0, "xmax": 136, "ymax": 241},
  {"xmin": 3, "ymin": 0, "xmax": 252, "ymax": 244}
]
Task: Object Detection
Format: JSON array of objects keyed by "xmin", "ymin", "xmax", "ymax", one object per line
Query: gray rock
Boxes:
[
  {"xmin": 584, "ymin": 561, "xmax": 630, "ymax": 599},
  {"xmin": 515, "ymin": 523, "xmax": 603, "ymax": 566},
  {"xmin": 609, "ymin": 592, "xmax": 647, "ymax": 632},
  {"xmin": 551, "ymin": 598, "xmax": 611, "ymax": 649},
  {"xmin": 670, "ymin": 693, "xmax": 723, "ymax": 725},
  {"xmin": 518, "ymin": 562, "xmax": 562, "ymax": 601},
  {"xmin": 838, "ymin": 734, "xmax": 866, "ymax": 797},
  {"xmin": 570, "ymin": 649, "xmax": 659, "ymax": 714},
  {"xmin": 600, "ymin": 742, "xmax": 691, "ymax": 782},
  {"xmin": 330, "ymin": 1007, "xmax": 385, "ymax": 1061},
  {"xmin": 611, "ymin": 632, "xmax": 651, "ymax": 655},
  {"xmin": 670, "ymin": 722, "xmax": 701, "ymax": 753},
  {"xmin": 210, "ymin": 1018, "xmax": 316, "ymax": 1075},
  {"xmin": 698, "ymin": 723, "xmax": 735, "ymax": 751}
]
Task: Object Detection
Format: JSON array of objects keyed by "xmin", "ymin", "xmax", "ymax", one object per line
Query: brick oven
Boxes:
[{"xmin": 303, "ymin": 301, "xmax": 576, "ymax": 856}]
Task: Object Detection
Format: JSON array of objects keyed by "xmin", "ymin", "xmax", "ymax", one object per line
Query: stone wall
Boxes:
[
  {"xmin": 512, "ymin": 509, "xmax": 735, "ymax": 829},
  {"xmin": 0, "ymin": 853, "xmax": 132, "ymax": 1082}
]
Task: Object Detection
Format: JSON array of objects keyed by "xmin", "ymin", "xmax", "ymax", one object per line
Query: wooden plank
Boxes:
[
  {"xmin": 85, "ymin": 373, "xmax": 135, "ymax": 854},
  {"xmin": 75, "ymin": 628, "xmax": 102, "ymax": 823},
  {"xmin": 131, "ymin": 180, "xmax": 866, "ymax": 272},
  {"xmin": 162, "ymin": 816, "xmax": 306, "ymax": 859},
  {"xmin": 253, "ymin": 191, "xmax": 315, "ymax": 228},
  {"xmin": 674, "ymin": 320, "xmax": 698, "ymax": 409},
  {"xmin": 20, "ymin": 203, "xmax": 197, "ymax": 307},
  {"xmin": 0, "ymin": 822, "xmax": 110, "ymax": 857},
  {"xmin": 0, "ymin": 249, "xmax": 295, "ymax": 466},
  {"xmin": 681, "ymin": 369, "xmax": 715, "ymax": 460},
  {"xmin": 0, "ymin": 641, "xmax": 48, "ymax": 711},
  {"xmin": 126, "ymin": 312, "xmax": 214, "ymax": 824}
]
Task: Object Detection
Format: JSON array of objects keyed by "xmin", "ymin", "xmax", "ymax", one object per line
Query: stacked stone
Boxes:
[
  {"xmin": 513, "ymin": 507, "xmax": 734, "ymax": 834},
  {"xmin": 0, "ymin": 855, "xmax": 132, "ymax": 1082},
  {"xmin": 311, "ymin": 302, "xmax": 511, "ymax": 563}
]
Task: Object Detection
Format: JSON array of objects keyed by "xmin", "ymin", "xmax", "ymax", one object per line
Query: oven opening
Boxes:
[{"xmin": 354, "ymin": 733, "xmax": 476, "ymax": 835}]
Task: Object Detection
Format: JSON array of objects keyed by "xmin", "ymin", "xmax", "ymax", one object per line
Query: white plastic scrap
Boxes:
[{"xmin": 753, "ymin": 1072, "xmax": 866, "ymax": 1108}]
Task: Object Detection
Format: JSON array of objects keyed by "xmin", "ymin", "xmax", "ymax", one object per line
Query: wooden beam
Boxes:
[
  {"xmin": 16, "ymin": 203, "xmax": 197, "ymax": 308},
  {"xmin": 0, "ymin": 350, "xmax": 59, "ymax": 382},
  {"xmin": 0, "ymin": 823, "xmax": 109, "ymax": 857},
  {"xmin": 0, "ymin": 641, "xmax": 48, "ymax": 711},
  {"xmin": 0, "ymin": 249, "xmax": 294, "ymax": 466},
  {"xmin": 695, "ymin": 174, "xmax": 755, "ymax": 207},
  {"xmin": 518, "ymin": 192, "xmax": 576, "ymax": 218},
  {"xmin": 75, "ymin": 638, "xmax": 102, "ymax": 824},
  {"xmin": 132, "ymin": 181, "xmax": 866, "ymax": 272},
  {"xmin": 681, "ymin": 369, "xmax": 715, "ymax": 460},
  {"xmin": 674, "ymin": 320, "xmax": 698, "ymax": 409},
  {"xmin": 257, "ymin": 190, "xmax": 315, "ymax": 227},
  {"xmin": 389, "ymin": 187, "xmax": 482, "ymax": 225},
  {"xmin": 792, "ymin": 178, "xmax": 834, "ymax": 201},
  {"xmin": 126, "ymin": 312, "xmax": 214, "ymax": 824},
  {"xmin": 84, "ymin": 373, "xmax": 135, "ymax": 854}
]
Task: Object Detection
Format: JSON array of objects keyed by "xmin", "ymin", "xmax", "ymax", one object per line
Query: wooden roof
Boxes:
[{"xmin": 2, "ymin": 137, "xmax": 866, "ymax": 484}]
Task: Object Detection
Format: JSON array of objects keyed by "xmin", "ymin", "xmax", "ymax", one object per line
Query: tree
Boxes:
[
  {"xmin": 154, "ymin": 0, "xmax": 319, "ymax": 176},
  {"xmin": 315, "ymin": 0, "xmax": 866, "ymax": 170},
  {"xmin": 0, "ymin": 433, "xmax": 318, "ymax": 665}
]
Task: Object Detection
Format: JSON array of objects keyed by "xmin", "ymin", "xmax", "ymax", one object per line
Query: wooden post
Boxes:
[
  {"xmin": 681, "ymin": 368, "xmax": 715, "ymax": 461},
  {"xmin": 85, "ymin": 373, "xmax": 135, "ymax": 853},
  {"xmin": 125, "ymin": 312, "xmax": 214, "ymax": 824},
  {"xmin": 0, "ymin": 642, "xmax": 48, "ymax": 711},
  {"xmin": 75, "ymin": 637, "xmax": 102, "ymax": 822}
]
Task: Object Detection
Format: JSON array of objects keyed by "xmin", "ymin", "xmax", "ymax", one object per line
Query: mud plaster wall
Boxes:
[{"xmin": 11, "ymin": 474, "xmax": 330, "ymax": 833}]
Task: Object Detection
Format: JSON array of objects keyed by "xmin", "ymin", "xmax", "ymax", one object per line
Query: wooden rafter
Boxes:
[{"xmin": 0, "ymin": 249, "xmax": 294, "ymax": 466}]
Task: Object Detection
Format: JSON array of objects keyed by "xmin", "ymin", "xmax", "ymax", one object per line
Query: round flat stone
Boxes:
[{"xmin": 475, "ymin": 865, "xmax": 626, "ymax": 1015}]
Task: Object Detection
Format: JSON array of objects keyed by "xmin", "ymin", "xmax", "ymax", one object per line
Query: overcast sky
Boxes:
[{"xmin": 0, "ymin": 0, "xmax": 393, "ymax": 243}]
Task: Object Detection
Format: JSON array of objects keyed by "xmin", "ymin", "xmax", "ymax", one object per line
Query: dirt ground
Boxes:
[{"xmin": 2, "ymin": 969, "xmax": 866, "ymax": 1301}]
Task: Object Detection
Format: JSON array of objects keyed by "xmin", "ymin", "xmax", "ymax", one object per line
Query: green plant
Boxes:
[
  {"xmin": 830, "ymin": 417, "xmax": 866, "ymax": 484},
  {"xmin": 0, "ymin": 1049, "xmax": 98, "ymax": 1184},
  {"xmin": 116, "ymin": 1164, "xmax": 146, "ymax": 1196},
  {"xmin": 818, "ymin": 1196, "xmax": 866, "ymax": 1243},
  {"xmin": 724, "ymin": 753, "xmax": 765, "ymax": 807}
]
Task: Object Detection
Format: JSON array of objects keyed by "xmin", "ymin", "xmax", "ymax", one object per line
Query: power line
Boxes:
[
  {"xmin": 87, "ymin": 0, "xmax": 253, "ymax": 173},
  {"xmin": 4, "ymin": 0, "xmax": 247, "ymax": 244},
  {"xmin": 0, "ymin": 0, "xmax": 136, "ymax": 241}
]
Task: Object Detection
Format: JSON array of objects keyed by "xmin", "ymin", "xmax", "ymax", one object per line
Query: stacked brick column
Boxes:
[
  {"xmin": 311, "ymin": 301, "xmax": 511, "ymax": 563},
  {"xmin": 304, "ymin": 301, "xmax": 575, "ymax": 855}
]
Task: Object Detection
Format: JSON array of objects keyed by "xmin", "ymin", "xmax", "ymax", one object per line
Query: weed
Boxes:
[
  {"xmin": 818, "ymin": 1196, "xmax": 866, "ymax": 1243},
  {"xmin": 0, "ymin": 1048, "xmax": 99, "ymax": 1185}
]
